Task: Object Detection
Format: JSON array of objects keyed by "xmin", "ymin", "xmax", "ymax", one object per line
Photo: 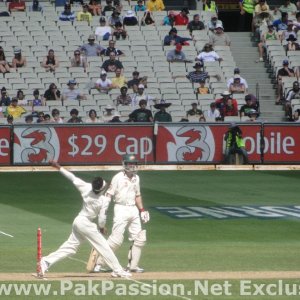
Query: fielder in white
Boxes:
[
  {"xmin": 94, "ymin": 154, "xmax": 150, "ymax": 273},
  {"xmin": 39, "ymin": 161, "xmax": 131, "ymax": 278}
]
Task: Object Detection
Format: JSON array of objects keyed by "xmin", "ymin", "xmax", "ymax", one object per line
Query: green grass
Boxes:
[{"xmin": 1, "ymin": 171, "xmax": 300, "ymax": 299}]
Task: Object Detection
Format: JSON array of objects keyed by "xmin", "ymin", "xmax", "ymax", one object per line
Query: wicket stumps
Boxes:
[{"xmin": 37, "ymin": 228, "xmax": 42, "ymax": 277}]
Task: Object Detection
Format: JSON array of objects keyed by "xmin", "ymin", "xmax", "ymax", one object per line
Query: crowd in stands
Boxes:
[{"xmin": 0, "ymin": 0, "xmax": 299, "ymax": 125}]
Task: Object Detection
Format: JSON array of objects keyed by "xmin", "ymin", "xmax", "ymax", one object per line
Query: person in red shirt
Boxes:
[
  {"xmin": 174, "ymin": 7, "xmax": 189, "ymax": 26},
  {"xmin": 215, "ymin": 91, "xmax": 238, "ymax": 120},
  {"xmin": 8, "ymin": 0, "xmax": 26, "ymax": 12}
]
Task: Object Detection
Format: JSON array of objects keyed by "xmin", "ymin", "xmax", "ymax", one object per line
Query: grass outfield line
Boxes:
[{"xmin": 1, "ymin": 271, "xmax": 300, "ymax": 281}]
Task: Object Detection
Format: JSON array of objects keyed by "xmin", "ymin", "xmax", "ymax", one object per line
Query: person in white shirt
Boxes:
[
  {"xmin": 95, "ymin": 16, "xmax": 112, "ymax": 40},
  {"xmin": 196, "ymin": 43, "xmax": 222, "ymax": 62},
  {"xmin": 131, "ymin": 84, "xmax": 156, "ymax": 107},
  {"xmin": 226, "ymin": 67, "xmax": 248, "ymax": 92},
  {"xmin": 94, "ymin": 70, "xmax": 113, "ymax": 93},
  {"xmin": 39, "ymin": 161, "xmax": 131, "ymax": 278},
  {"xmin": 205, "ymin": 102, "xmax": 221, "ymax": 120},
  {"xmin": 93, "ymin": 154, "xmax": 150, "ymax": 273}
]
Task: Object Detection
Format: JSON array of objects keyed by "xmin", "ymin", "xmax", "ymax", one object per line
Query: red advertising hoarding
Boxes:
[
  {"xmin": 0, "ymin": 126, "xmax": 11, "ymax": 165},
  {"xmin": 263, "ymin": 124, "xmax": 300, "ymax": 163},
  {"xmin": 155, "ymin": 124, "xmax": 261, "ymax": 163},
  {"xmin": 13, "ymin": 125, "xmax": 154, "ymax": 164}
]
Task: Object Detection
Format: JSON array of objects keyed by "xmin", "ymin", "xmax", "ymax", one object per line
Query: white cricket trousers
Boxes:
[{"xmin": 44, "ymin": 215, "xmax": 123, "ymax": 272}]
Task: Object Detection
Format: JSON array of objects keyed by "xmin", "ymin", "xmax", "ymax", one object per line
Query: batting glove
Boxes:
[{"xmin": 140, "ymin": 209, "xmax": 150, "ymax": 223}]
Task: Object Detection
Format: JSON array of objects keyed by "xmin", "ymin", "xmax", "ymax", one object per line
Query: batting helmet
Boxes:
[{"xmin": 122, "ymin": 154, "xmax": 138, "ymax": 175}]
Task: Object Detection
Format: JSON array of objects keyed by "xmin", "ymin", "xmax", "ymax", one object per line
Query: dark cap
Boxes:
[
  {"xmin": 64, "ymin": 3, "xmax": 71, "ymax": 9},
  {"xmin": 132, "ymin": 71, "xmax": 139, "ymax": 75},
  {"xmin": 245, "ymin": 94, "xmax": 252, "ymax": 101},
  {"xmin": 181, "ymin": 7, "xmax": 189, "ymax": 14},
  {"xmin": 120, "ymin": 86, "xmax": 128, "ymax": 91},
  {"xmin": 234, "ymin": 67, "xmax": 240, "ymax": 73},
  {"xmin": 100, "ymin": 16, "xmax": 106, "ymax": 22},
  {"xmin": 70, "ymin": 108, "xmax": 79, "ymax": 115},
  {"xmin": 283, "ymin": 59, "xmax": 289, "ymax": 65},
  {"xmin": 169, "ymin": 27, "xmax": 177, "ymax": 34},
  {"xmin": 193, "ymin": 62, "xmax": 203, "ymax": 69},
  {"xmin": 1, "ymin": 87, "xmax": 6, "ymax": 92}
]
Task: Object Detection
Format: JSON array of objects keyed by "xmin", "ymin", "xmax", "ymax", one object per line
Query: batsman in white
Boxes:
[
  {"xmin": 94, "ymin": 154, "xmax": 150, "ymax": 273},
  {"xmin": 39, "ymin": 161, "xmax": 131, "ymax": 278}
]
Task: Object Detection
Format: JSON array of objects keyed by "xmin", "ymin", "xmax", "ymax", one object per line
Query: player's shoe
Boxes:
[
  {"xmin": 93, "ymin": 264, "xmax": 109, "ymax": 273},
  {"xmin": 111, "ymin": 269, "xmax": 132, "ymax": 278},
  {"xmin": 128, "ymin": 267, "xmax": 144, "ymax": 273},
  {"xmin": 39, "ymin": 258, "xmax": 49, "ymax": 277}
]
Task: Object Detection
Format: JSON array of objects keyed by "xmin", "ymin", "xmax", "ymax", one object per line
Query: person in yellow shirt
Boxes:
[
  {"xmin": 111, "ymin": 68, "xmax": 127, "ymax": 89},
  {"xmin": 6, "ymin": 98, "xmax": 26, "ymax": 119},
  {"xmin": 146, "ymin": 0, "xmax": 165, "ymax": 12},
  {"xmin": 77, "ymin": 4, "xmax": 93, "ymax": 23}
]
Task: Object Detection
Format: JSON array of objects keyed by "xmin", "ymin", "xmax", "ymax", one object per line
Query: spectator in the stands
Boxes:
[
  {"xmin": 6, "ymin": 98, "xmax": 26, "ymax": 119},
  {"xmin": 186, "ymin": 102, "xmax": 204, "ymax": 122},
  {"xmin": 285, "ymin": 81, "xmax": 300, "ymax": 119},
  {"xmin": 163, "ymin": 27, "xmax": 193, "ymax": 46},
  {"xmin": 209, "ymin": 23, "xmax": 231, "ymax": 46},
  {"xmin": 43, "ymin": 83, "xmax": 61, "ymax": 102},
  {"xmin": 205, "ymin": 102, "xmax": 221, "ymax": 120},
  {"xmin": 196, "ymin": 78, "xmax": 210, "ymax": 94},
  {"xmin": 51, "ymin": 108, "xmax": 64, "ymax": 123},
  {"xmin": 275, "ymin": 0, "xmax": 298, "ymax": 15},
  {"xmin": 85, "ymin": 109, "xmax": 102, "ymax": 123},
  {"xmin": 102, "ymin": 0, "xmax": 115, "ymax": 16},
  {"xmin": 276, "ymin": 59, "xmax": 295, "ymax": 104},
  {"xmin": 227, "ymin": 68, "xmax": 248, "ymax": 92},
  {"xmin": 293, "ymin": 11, "xmax": 300, "ymax": 30},
  {"xmin": 131, "ymin": 84, "xmax": 156, "ymax": 107},
  {"xmin": 68, "ymin": 108, "xmax": 83, "ymax": 123},
  {"xmin": 203, "ymin": 0, "xmax": 218, "ymax": 13},
  {"xmin": 238, "ymin": 0, "xmax": 256, "ymax": 32},
  {"xmin": 297, "ymin": 0, "xmax": 300, "ymax": 10},
  {"xmin": 109, "ymin": 111, "xmax": 122, "ymax": 122},
  {"xmin": 25, "ymin": 115, "xmax": 33, "ymax": 124},
  {"xmin": 16, "ymin": 90, "xmax": 27, "ymax": 105},
  {"xmin": 112, "ymin": 22, "xmax": 127, "ymax": 39},
  {"xmin": 113, "ymin": 0, "xmax": 122, "ymax": 12},
  {"xmin": 6, "ymin": 115, "xmax": 14, "ymax": 125},
  {"xmin": 129, "ymin": 99, "xmax": 153, "ymax": 122},
  {"xmin": 71, "ymin": 50, "xmax": 87, "ymax": 72},
  {"xmin": 207, "ymin": 15, "xmax": 223, "ymax": 31},
  {"xmin": 273, "ymin": 12, "xmax": 288, "ymax": 31},
  {"xmin": 135, "ymin": 0, "xmax": 146, "ymax": 12},
  {"xmin": 44, "ymin": 114, "xmax": 51, "ymax": 123},
  {"xmin": 174, "ymin": 7, "xmax": 189, "ymax": 26},
  {"xmin": 229, "ymin": 75, "xmax": 246, "ymax": 94},
  {"xmin": 62, "ymin": 79, "xmax": 86, "ymax": 101},
  {"xmin": 30, "ymin": 0, "xmax": 42, "ymax": 12},
  {"xmin": 183, "ymin": 62, "xmax": 221, "ymax": 84},
  {"xmin": 281, "ymin": 21, "xmax": 297, "ymax": 43},
  {"xmin": 115, "ymin": 86, "xmax": 132, "ymax": 106},
  {"xmin": 127, "ymin": 71, "xmax": 148, "ymax": 92},
  {"xmin": 36, "ymin": 111, "xmax": 45, "ymax": 123},
  {"xmin": 0, "ymin": 87, "xmax": 11, "ymax": 106},
  {"xmin": 41, "ymin": 49, "xmax": 59, "ymax": 72},
  {"xmin": 286, "ymin": 34, "xmax": 300, "ymax": 51},
  {"xmin": 187, "ymin": 14, "xmax": 205, "ymax": 34},
  {"xmin": 123, "ymin": 10, "xmax": 138, "ymax": 26},
  {"xmin": 146, "ymin": 0, "xmax": 165, "ymax": 12},
  {"xmin": 88, "ymin": 0, "xmax": 101, "ymax": 16},
  {"xmin": 254, "ymin": 0, "xmax": 270, "ymax": 15},
  {"xmin": 108, "ymin": 9, "xmax": 122, "ymax": 27},
  {"xmin": 59, "ymin": 3, "xmax": 75, "ymax": 22},
  {"xmin": 79, "ymin": 35, "xmax": 104, "ymax": 56},
  {"xmin": 8, "ymin": 0, "xmax": 26, "ymax": 13},
  {"xmin": 141, "ymin": 10, "xmax": 155, "ymax": 26},
  {"xmin": 30, "ymin": 89, "xmax": 45, "ymax": 110},
  {"xmin": 153, "ymin": 101, "xmax": 172, "ymax": 122},
  {"xmin": 215, "ymin": 91, "xmax": 238, "ymax": 120},
  {"xmin": 167, "ymin": 44, "xmax": 187, "ymax": 62},
  {"xmin": 240, "ymin": 94, "xmax": 259, "ymax": 117},
  {"xmin": 0, "ymin": 47, "xmax": 10, "ymax": 74},
  {"xmin": 11, "ymin": 47, "xmax": 26, "ymax": 69},
  {"xmin": 101, "ymin": 52, "xmax": 124, "ymax": 73},
  {"xmin": 112, "ymin": 68, "xmax": 127, "ymax": 88},
  {"xmin": 94, "ymin": 70, "xmax": 113, "ymax": 93},
  {"xmin": 77, "ymin": 4, "xmax": 92, "ymax": 23},
  {"xmin": 162, "ymin": 10, "xmax": 175, "ymax": 26},
  {"xmin": 102, "ymin": 105, "xmax": 115, "ymax": 122},
  {"xmin": 100, "ymin": 40, "xmax": 124, "ymax": 56},
  {"xmin": 196, "ymin": 43, "xmax": 222, "ymax": 62},
  {"xmin": 257, "ymin": 24, "xmax": 279, "ymax": 62},
  {"xmin": 95, "ymin": 16, "xmax": 111, "ymax": 40},
  {"xmin": 292, "ymin": 108, "xmax": 300, "ymax": 122},
  {"xmin": 252, "ymin": 7, "xmax": 273, "ymax": 36}
]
